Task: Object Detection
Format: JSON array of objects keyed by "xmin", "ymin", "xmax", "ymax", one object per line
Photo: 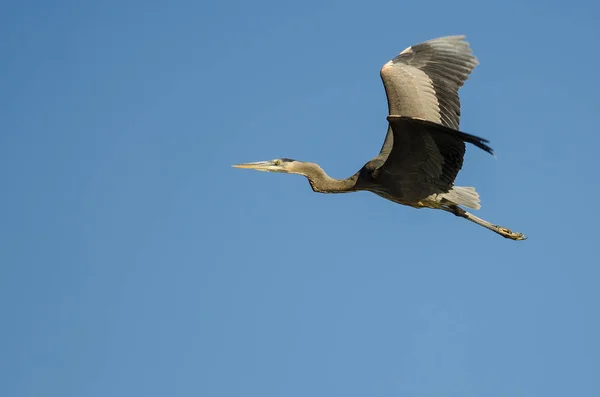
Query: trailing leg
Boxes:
[{"xmin": 445, "ymin": 205, "xmax": 526, "ymax": 241}]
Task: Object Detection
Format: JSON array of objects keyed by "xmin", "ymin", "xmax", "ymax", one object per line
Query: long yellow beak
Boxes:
[{"xmin": 232, "ymin": 161, "xmax": 274, "ymax": 171}]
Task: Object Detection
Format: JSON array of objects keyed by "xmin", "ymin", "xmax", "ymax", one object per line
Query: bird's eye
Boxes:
[{"xmin": 273, "ymin": 160, "xmax": 281, "ymax": 166}]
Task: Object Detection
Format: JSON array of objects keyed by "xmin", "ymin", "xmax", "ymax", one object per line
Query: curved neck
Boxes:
[{"xmin": 297, "ymin": 162, "xmax": 358, "ymax": 193}]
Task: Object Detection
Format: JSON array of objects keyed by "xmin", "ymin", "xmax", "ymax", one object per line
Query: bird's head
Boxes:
[
  {"xmin": 233, "ymin": 157, "xmax": 352, "ymax": 193},
  {"xmin": 232, "ymin": 158, "xmax": 303, "ymax": 174}
]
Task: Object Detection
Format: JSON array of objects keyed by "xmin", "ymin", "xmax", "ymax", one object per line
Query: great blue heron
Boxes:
[{"xmin": 234, "ymin": 35, "xmax": 526, "ymax": 240}]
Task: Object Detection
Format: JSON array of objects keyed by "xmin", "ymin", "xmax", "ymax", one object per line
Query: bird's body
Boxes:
[{"xmin": 234, "ymin": 36, "xmax": 525, "ymax": 240}]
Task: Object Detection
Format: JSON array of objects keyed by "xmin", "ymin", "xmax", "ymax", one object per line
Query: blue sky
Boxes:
[{"xmin": 2, "ymin": 0, "xmax": 599, "ymax": 396}]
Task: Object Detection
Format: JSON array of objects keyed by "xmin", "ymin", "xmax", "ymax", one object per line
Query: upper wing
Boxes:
[
  {"xmin": 377, "ymin": 35, "xmax": 479, "ymax": 156},
  {"xmin": 373, "ymin": 116, "xmax": 493, "ymax": 202}
]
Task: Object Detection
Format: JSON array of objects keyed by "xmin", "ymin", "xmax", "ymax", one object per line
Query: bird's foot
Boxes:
[{"xmin": 496, "ymin": 226, "xmax": 527, "ymax": 241}]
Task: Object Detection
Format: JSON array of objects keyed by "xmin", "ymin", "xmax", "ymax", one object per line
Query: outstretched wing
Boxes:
[
  {"xmin": 374, "ymin": 116, "xmax": 493, "ymax": 202},
  {"xmin": 378, "ymin": 35, "xmax": 479, "ymax": 156}
]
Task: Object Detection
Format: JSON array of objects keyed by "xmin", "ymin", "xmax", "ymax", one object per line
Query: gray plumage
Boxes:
[{"xmin": 234, "ymin": 35, "xmax": 525, "ymax": 240}]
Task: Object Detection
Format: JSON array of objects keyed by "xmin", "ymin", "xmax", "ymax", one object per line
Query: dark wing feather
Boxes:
[
  {"xmin": 373, "ymin": 116, "xmax": 493, "ymax": 202},
  {"xmin": 378, "ymin": 36, "xmax": 479, "ymax": 156}
]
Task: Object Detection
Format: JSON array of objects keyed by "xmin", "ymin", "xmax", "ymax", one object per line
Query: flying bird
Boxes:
[{"xmin": 234, "ymin": 35, "xmax": 525, "ymax": 240}]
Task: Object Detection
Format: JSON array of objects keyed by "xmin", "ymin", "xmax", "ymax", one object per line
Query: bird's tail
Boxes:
[{"xmin": 442, "ymin": 186, "xmax": 481, "ymax": 210}]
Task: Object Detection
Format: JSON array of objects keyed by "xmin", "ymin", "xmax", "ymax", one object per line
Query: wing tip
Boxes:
[{"xmin": 387, "ymin": 116, "xmax": 495, "ymax": 156}]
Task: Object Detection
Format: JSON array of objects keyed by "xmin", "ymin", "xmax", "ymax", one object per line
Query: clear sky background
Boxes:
[{"xmin": 2, "ymin": 0, "xmax": 599, "ymax": 396}]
